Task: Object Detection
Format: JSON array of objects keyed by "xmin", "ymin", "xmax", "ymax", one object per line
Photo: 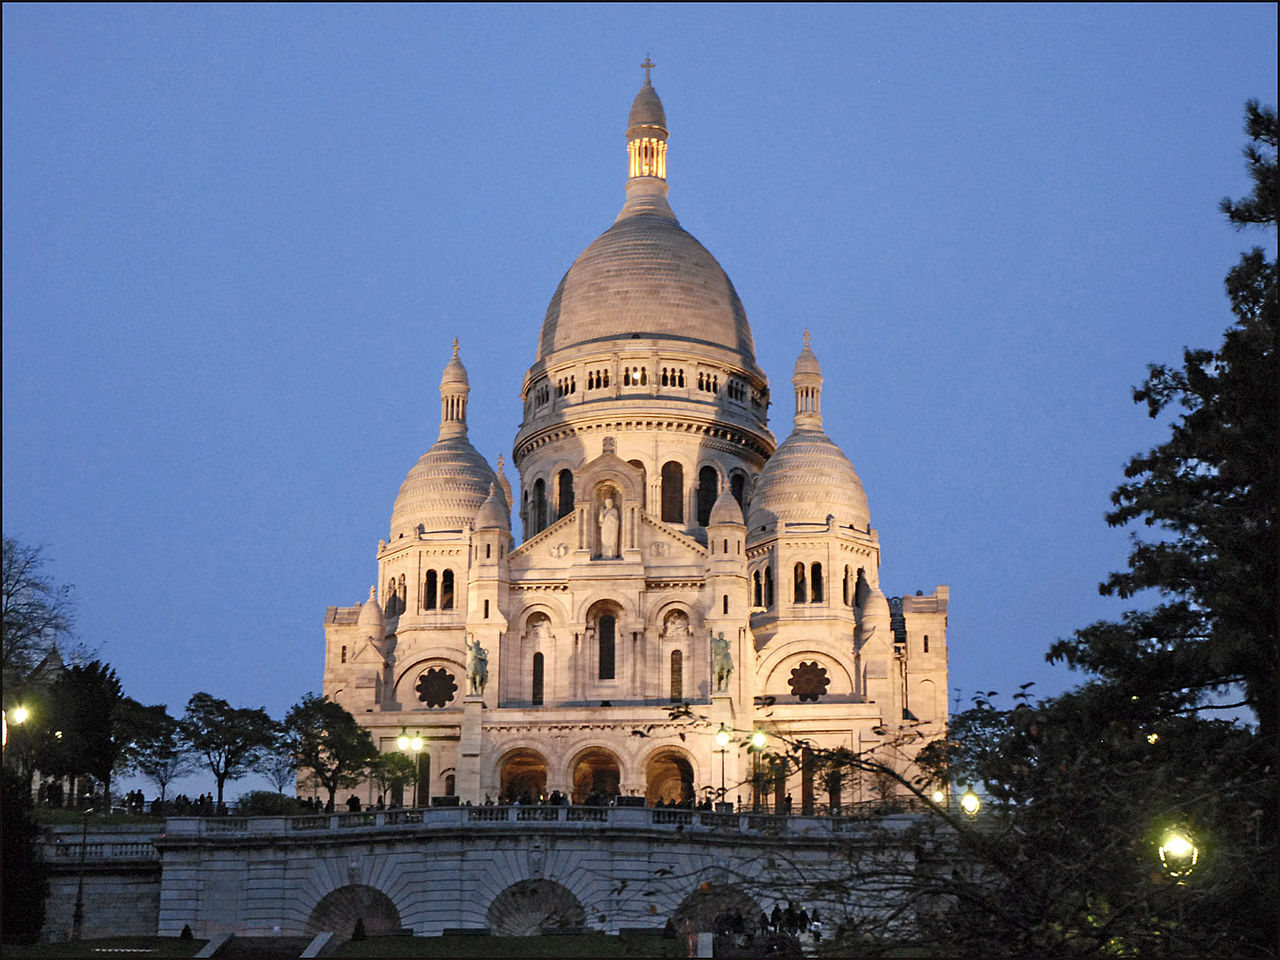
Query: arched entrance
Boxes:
[
  {"xmin": 486, "ymin": 879, "xmax": 585, "ymax": 935},
  {"xmin": 570, "ymin": 747, "xmax": 621, "ymax": 804},
  {"xmin": 305, "ymin": 884, "xmax": 400, "ymax": 937},
  {"xmin": 645, "ymin": 750, "xmax": 695, "ymax": 805},
  {"xmin": 499, "ymin": 749, "xmax": 548, "ymax": 803},
  {"xmin": 668, "ymin": 882, "xmax": 762, "ymax": 936}
]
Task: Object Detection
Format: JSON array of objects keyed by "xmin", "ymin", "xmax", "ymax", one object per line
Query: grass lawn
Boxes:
[
  {"xmin": 3, "ymin": 936, "xmax": 208, "ymax": 958},
  {"xmin": 332, "ymin": 933, "xmax": 685, "ymax": 958}
]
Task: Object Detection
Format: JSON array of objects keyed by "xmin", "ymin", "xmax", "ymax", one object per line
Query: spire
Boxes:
[
  {"xmin": 439, "ymin": 339, "xmax": 470, "ymax": 440},
  {"xmin": 792, "ymin": 329, "xmax": 823, "ymax": 430}
]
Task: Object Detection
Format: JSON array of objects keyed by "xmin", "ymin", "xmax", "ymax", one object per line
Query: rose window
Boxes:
[
  {"xmin": 416, "ymin": 668, "xmax": 457, "ymax": 708},
  {"xmin": 788, "ymin": 661, "xmax": 830, "ymax": 702}
]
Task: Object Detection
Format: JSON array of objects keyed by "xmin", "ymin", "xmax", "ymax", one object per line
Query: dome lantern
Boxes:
[
  {"xmin": 439, "ymin": 338, "xmax": 470, "ymax": 441},
  {"xmin": 792, "ymin": 329, "xmax": 823, "ymax": 430},
  {"xmin": 627, "ymin": 57, "xmax": 668, "ymax": 181}
]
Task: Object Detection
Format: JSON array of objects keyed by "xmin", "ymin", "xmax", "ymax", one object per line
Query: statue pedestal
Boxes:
[{"xmin": 458, "ymin": 694, "xmax": 484, "ymax": 803}]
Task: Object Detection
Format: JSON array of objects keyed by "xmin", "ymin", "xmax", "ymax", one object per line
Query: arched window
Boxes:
[
  {"xmin": 598, "ymin": 615, "xmax": 616, "ymax": 680},
  {"xmin": 794, "ymin": 563, "xmax": 807, "ymax": 604},
  {"xmin": 764, "ymin": 567, "xmax": 774, "ymax": 607},
  {"xmin": 557, "ymin": 470, "xmax": 574, "ymax": 520},
  {"xmin": 723, "ymin": 594, "xmax": 729, "ymax": 614},
  {"xmin": 753, "ymin": 571, "xmax": 763, "ymax": 607},
  {"xmin": 661, "ymin": 462, "xmax": 683, "ymax": 523},
  {"xmin": 532, "ymin": 479, "xmax": 547, "ymax": 533},
  {"xmin": 424, "ymin": 570, "xmax": 438, "ymax": 610},
  {"xmin": 628, "ymin": 460, "xmax": 647, "ymax": 511},
  {"xmin": 810, "ymin": 563, "xmax": 824, "ymax": 603},
  {"xmin": 440, "ymin": 570, "xmax": 454, "ymax": 610},
  {"xmin": 340, "ymin": 645, "xmax": 347, "ymax": 663},
  {"xmin": 696, "ymin": 466, "xmax": 718, "ymax": 526},
  {"xmin": 483, "ymin": 599, "xmax": 490, "ymax": 619},
  {"xmin": 397, "ymin": 575, "xmax": 407, "ymax": 615},
  {"xmin": 730, "ymin": 471, "xmax": 747, "ymax": 512},
  {"xmin": 854, "ymin": 568, "xmax": 870, "ymax": 608},
  {"xmin": 385, "ymin": 578, "xmax": 397, "ymax": 616},
  {"xmin": 843, "ymin": 566, "xmax": 851, "ymax": 606},
  {"xmin": 669, "ymin": 650, "xmax": 683, "ymax": 702},
  {"xmin": 923, "ymin": 635, "xmax": 930, "ymax": 654},
  {"xmin": 532, "ymin": 652, "xmax": 544, "ymax": 706}
]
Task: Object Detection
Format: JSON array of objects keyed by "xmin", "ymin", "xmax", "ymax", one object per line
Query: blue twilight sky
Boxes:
[{"xmin": 4, "ymin": 5, "xmax": 1276, "ymax": 797}]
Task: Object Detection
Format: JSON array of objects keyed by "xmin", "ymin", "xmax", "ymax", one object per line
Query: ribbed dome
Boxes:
[
  {"xmin": 357, "ymin": 585, "xmax": 384, "ymax": 634},
  {"xmin": 537, "ymin": 213, "xmax": 757, "ymax": 363},
  {"xmin": 747, "ymin": 428, "xmax": 870, "ymax": 532},
  {"xmin": 389, "ymin": 438, "xmax": 498, "ymax": 539},
  {"xmin": 475, "ymin": 483, "xmax": 510, "ymax": 531},
  {"xmin": 709, "ymin": 487, "xmax": 744, "ymax": 526}
]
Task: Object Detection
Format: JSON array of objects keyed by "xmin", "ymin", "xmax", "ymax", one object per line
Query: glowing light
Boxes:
[
  {"xmin": 397, "ymin": 735, "xmax": 409, "ymax": 750},
  {"xmin": 931, "ymin": 789, "xmax": 946, "ymax": 804},
  {"xmin": 750, "ymin": 730, "xmax": 768, "ymax": 751},
  {"xmin": 411, "ymin": 737, "xmax": 423, "ymax": 752},
  {"xmin": 1159, "ymin": 830, "xmax": 1199, "ymax": 879},
  {"xmin": 715, "ymin": 724, "xmax": 731, "ymax": 748},
  {"xmin": 12, "ymin": 706, "xmax": 29, "ymax": 725},
  {"xmin": 961, "ymin": 788, "xmax": 981, "ymax": 817},
  {"xmin": 1147, "ymin": 732, "xmax": 1159, "ymax": 744}
]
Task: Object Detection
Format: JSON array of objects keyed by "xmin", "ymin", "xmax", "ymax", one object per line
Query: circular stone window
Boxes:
[
  {"xmin": 416, "ymin": 668, "xmax": 457, "ymax": 708},
  {"xmin": 788, "ymin": 661, "xmax": 830, "ymax": 702}
]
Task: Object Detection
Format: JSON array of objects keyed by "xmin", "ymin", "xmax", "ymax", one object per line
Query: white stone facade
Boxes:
[{"xmin": 321, "ymin": 72, "xmax": 949, "ymax": 811}]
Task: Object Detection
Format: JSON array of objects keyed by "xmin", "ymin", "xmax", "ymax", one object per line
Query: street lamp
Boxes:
[
  {"xmin": 748, "ymin": 730, "xmax": 768, "ymax": 812},
  {"xmin": 715, "ymin": 724, "xmax": 731, "ymax": 805},
  {"xmin": 931, "ymin": 788, "xmax": 946, "ymax": 805},
  {"xmin": 1159, "ymin": 829, "xmax": 1199, "ymax": 882},
  {"xmin": 72, "ymin": 799, "xmax": 94, "ymax": 940},
  {"xmin": 960, "ymin": 786, "xmax": 981, "ymax": 818},
  {"xmin": 397, "ymin": 730, "xmax": 424, "ymax": 807},
  {"xmin": 2, "ymin": 705, "xmax": 28, "ymax": 748}
]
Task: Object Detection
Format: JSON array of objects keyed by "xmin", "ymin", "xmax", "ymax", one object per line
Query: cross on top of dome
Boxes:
[{"xmin": 641, "ymin": 55, "xmax": 655, "ymax": 84}]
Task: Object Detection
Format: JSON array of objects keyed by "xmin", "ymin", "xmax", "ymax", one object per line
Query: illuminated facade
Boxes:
[{"xmin": 321, "ymin": 68, "xmax": 949, "ymax": 810}]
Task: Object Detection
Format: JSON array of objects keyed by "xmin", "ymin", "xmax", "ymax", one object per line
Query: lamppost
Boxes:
[
  {"xmin": 71, "ymin": 798, "xmax": 94, "ymax": 940},
  {"xmin": 715, "ymin": 724, "xmax": 731, "ymax": 806},
  {"xmin": 397, "ymin": 730, "xmax": 423, "ymax": 807},
  {"xmin": 960, "ymin": 785, "xmax": 981, "ymax": 819},
  {"xmin": 749, "ymin": 730, "xmax": 768, "ymax": 812}
]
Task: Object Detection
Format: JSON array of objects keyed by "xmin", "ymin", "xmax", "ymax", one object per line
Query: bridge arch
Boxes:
[
  {"xmin": 305, "ymin": 883, "xmax": 400, "ymax": 937},
  {"xmin": 486, "ymin": 878, "xmax": 585, "ymax": 935},
  {"xmin": 668, "ymin": 881, "xmax": 763, "ymax": 936}
]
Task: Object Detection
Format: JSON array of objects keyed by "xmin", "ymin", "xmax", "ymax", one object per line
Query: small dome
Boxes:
[
  {"xmin": 389, "ymin": 438, "xmax": 498, "ymax": 539},
  {"xmin": 475, "ymin": 483, "xmax": 511, "ymax": 531},
  {"xmin": 441, "ymin": 342, "xmax": 468, "ymax": 387},
  {"xmin": 357, "ymin": 585, "xmax": 384, "ymax": 633},
  {"xmin": 747, "ymin": 429, "xmax": 870, "ymax": 532},
  {"xmin": 708, "ymin": 487, "xmax": 744, "ymax": 526},
  {"xmin": 628, "ymin": 81, "xmax": 667, "ymax": 136},
  {"xmin": 863, "ymin": 585, "xmax": 891, "ymax": 622},
  {"xmin": 793, "ymin": 330, "xmax": 821, "ymax": 378}
]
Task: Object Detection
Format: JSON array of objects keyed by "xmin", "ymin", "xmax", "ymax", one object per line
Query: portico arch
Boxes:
[
  {"xmin": 645, "ymin": 749, "xmax": 695, "ymax": 805},
  {"xmin": 668, "ymin": 882, "xmax": 762, "ymax": 936},
  {"xmin": 499, "ymin": 748, "xmax": 548, "ymax": 803},
  {"xmin": 569, "ymin": 746, "xmax": 622, "ymax": 804}
]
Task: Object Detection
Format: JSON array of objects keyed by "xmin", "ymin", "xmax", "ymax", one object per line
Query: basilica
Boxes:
[{"xmin": 321, "ymin": 68, "xmax": 949, "ymax": 812}]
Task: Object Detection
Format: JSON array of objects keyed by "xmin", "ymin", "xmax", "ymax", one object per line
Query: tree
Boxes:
[
  {"xmin": 2, "ymin": 537, "xmax": 75, "ymax": 685},
  {"xmin": 256, "ymin": 730, "xmax": 299, "ymax": 797},
  {"xmin": 283, "ymin": 693, "xmax": 376, "ymax": 813},
  {"xmin": 179, "ymin": 693, "xmax": 277, "ymax": 806},
  {"xmin": 41, "ymin": 660, "xmax": 126, "ymax": 805},
  {"xmin": 119, "ymin": 702, "xmax": 196, "ymax": 802},
  {"xmin": 368, "ymin": 750, "xmax": 417, "ymax": 804},
  {"xmin": 1048, "ymin": 100, "xmax": 1277, "ymax": 740}
]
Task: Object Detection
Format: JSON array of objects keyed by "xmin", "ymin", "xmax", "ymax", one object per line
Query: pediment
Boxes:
[{"xmin": 638, "ymin": 513, "xmax": 708, "ymax": 564}]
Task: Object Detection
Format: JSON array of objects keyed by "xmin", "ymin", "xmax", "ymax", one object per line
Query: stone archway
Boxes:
[
  {"xmin": 570, "ymin": 747, "xmax": 621, "ymax": 804},
  {"xmin": 668, "ymin": 882, "xmax": 763, "ymax": 936},
  {"xmin": 499, "ymin": 749, "xmax": 548, "ymax": 803},
  {"xmin": 486, "ymin": 879, "xmax": 585, "ymax": 935},
  {"xmin": 645, "ymin": 750, "xmax": 695, "ymax": 805},
  {"xmin": 305, "ymin": 884, "xmax": 400, "ymax": 937}
]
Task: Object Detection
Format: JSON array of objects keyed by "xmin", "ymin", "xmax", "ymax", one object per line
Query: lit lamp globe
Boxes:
[
  {"xmin": 1159, "ymin": 830, "xmax": 1199, "ymax": 881},
  {"xmin": 960, "ymin": 787, "xmax": 981, "ymax": 818},
  {"xmin": 11, "ymin": 706, "xmax": 29, "ymax": 725},
  {"xmin": 750, "ymin": 730, "xmax": 768, "ymax": 751},
  {"xmin": 931, "ymin": 789, "xmax": 946, "ymax": 805},
  {"xmin": 715, "ymin": 725, "xmax": 731, "ymax": 749}
]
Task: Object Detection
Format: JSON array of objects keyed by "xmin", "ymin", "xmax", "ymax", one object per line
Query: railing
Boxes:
[{"xmin": 42, "ymin": 840, "xmax": 156, "ymax": 861}]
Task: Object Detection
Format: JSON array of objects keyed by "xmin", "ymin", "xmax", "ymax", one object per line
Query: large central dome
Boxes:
[{"xmin": 534, "ymin": 77, "xmax": 757, "ymax": 367}]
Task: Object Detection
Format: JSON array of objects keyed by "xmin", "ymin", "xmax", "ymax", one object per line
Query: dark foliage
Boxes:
[{"xmin": 2, "ymin": 767, "xmax": 49, "ymax": 943}]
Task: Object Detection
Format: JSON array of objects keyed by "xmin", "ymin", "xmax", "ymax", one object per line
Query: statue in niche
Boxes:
[
  {"xmin": 711, "ymin": 631, "xmax": 733, "ymax": 693},
  {"xmin": 598, "ymin": 495, "xmax": 621, "ymax": 558},
  {"xmin": 661, "ymin": 611, "xmax": 692, "ymax": 643},
  {"xmin": 465, "ymin": 636, "xmax": 489, "ymax": 697}
]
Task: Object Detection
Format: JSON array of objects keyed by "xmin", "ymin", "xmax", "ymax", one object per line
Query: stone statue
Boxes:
[
  {"xmin": 465, "ymin": 636, "xmax": 489, "ymax": 697},
  {"xmin": 711, "ymin": 631, "xmax": 733, "ymax": 693},
  {"xmin": 599, "ymin": 496, "xmax": 621, "ymax": 558}
]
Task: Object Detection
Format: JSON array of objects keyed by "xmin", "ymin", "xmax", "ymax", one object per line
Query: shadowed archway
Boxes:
[
  {"xmin": 486, "ymin": 879, "xmax": 586, "ymax": 935},
  {"xmin": 305, "ymin": 884, "xmax": 400, "ymax": 937}
]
